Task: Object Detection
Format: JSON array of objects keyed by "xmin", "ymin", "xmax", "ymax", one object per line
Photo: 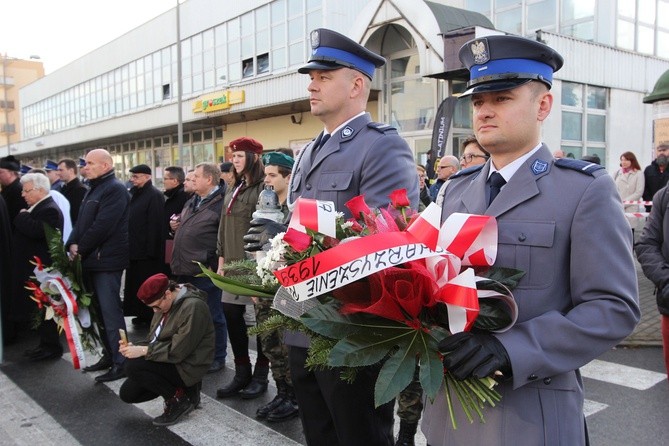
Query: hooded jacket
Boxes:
[{"xmin": 145, "ymin": 284, "xmax": 215, "ymax": 386}]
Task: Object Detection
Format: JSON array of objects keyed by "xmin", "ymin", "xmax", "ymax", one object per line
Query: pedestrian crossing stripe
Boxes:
[{"xmin": 580, "ymin": 359, "xmax": 666, "ymax": 390}]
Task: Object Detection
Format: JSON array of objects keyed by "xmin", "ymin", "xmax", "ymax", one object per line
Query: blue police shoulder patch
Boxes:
[
  {"xmin": 554, "ymin": 158, "xmax": 605, "ymax": 176},
  {"xmin": 367, "ymin": 122, "xmax": 397, "ymax": 134},
  {"xmin": 341, "ymin": 126, "xmax": 355, "ymax": 138},
  {"xmin": 450, "ymin": 163, "xmax": 484, "ymax": 180},
  {"xmin": 531, "ymin": 159, "xmax": 549, "ymax": 175}
]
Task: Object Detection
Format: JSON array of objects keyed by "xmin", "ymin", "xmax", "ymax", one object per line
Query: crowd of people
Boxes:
[{"xmin": 0, "ymin": 26, "xmax": 664, "ymax": 446}]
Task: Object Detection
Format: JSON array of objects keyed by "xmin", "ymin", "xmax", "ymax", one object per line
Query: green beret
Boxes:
[{"xmin": 263, "ymin": 152, "xmax": 294, "ymax": 169}]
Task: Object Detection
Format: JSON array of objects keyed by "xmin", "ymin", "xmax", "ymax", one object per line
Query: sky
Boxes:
[{"xmin": 1, "ymin": 0, "xmax": 177, "ymax": 73}]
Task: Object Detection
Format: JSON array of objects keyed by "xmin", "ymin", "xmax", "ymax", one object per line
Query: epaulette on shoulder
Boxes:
[
  {"xmin": 450, "ymin": 164, "xmax": 484, "ymax": 180},
  {"xmin": 554, "ymin": 158, "xmax": 605, "ymax": 176},
  {"xmin": 367, "ymin": 122, "xmax": 397, "ymax": 133}
]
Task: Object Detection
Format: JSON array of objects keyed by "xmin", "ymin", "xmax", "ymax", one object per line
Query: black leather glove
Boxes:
[
  {"xmin": 439, "ymin": 332, "xmax": 511, "ymax": 380},
  {"xmin": 243, "ymin": 218, "xmax": 288, "ymax": 252}
]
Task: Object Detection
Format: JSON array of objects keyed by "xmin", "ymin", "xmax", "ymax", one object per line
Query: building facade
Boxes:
[
  {"xmin": 6, "ymin": 0, "xmax": 669, "ymax": 184},
  {"xmin": 1, "ymin": 55, "xmax": 44, "ymax": 154}
]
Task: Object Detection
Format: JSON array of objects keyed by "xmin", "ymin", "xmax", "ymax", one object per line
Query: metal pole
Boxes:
[{"xmin": 176, "ymin": 1, "xmax": 184, "ymax": 158}]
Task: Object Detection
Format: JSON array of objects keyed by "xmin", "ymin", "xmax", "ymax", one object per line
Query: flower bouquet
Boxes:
[
  {"xmin": 24, "ymin": 224, "xmax": 102, "ymax": 369},
  {"xmin": 250, "ymin": 190, "xmax": 522, "ymax": 429}
]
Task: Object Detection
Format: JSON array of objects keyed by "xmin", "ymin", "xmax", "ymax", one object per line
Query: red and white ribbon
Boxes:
[
  {"xmin": 622, "ymin": 200, "xmax": 652, "ymax": 206},
  {"xmin": 275, "ymin": 201, "xmax": 499, "ymax": 335},
  {"xmin": 288, "ymin": 198, "xmax": 338, "ymax": 238},
  {"xmin": 34, "ymin": 267, "xmax": 87, "ymax": 369}
]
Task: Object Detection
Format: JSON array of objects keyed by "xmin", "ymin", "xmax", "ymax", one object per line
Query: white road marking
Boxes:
[{"xmin": 581, "ymin": 359, "xmax": 666, "ymax": 390}]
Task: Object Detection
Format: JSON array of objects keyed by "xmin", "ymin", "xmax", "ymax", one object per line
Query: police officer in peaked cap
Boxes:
[
  {"xmin": 458, "ymin": 34, "xmax": 563, "ymax": 97},
  {"xmin": 422, "ymin": 33, "xmax": 639, "ymax": 446},
  {"xmin": 298, "ymin": 28, "xmax": 386, "ymax": 79},
  {"xmin": 253, "ymin": 27, "xmax": 419, "ymax": 446}
]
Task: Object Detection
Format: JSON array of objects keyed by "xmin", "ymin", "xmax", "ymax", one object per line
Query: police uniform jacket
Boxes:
[
  {"xmin": 285, "ymin": 112, "xmax": 419, "ymax": 347},
  {"xmin": 422, "ymin": 145, "xmax": 640, "ymax": 446}
]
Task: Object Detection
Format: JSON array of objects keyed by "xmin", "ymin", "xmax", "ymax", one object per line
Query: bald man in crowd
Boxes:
[{"xmin": 66, "ymin": 149, "xmax": 130, "ymax": 383}]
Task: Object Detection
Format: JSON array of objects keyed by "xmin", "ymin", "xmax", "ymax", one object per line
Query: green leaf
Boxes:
[
  {"xmin": 196, "ymin": 262, "xmax": 276, "ymax": 298},
  {"xmin": 418, "ymin": 329, "xmax": 449, "ymax": 400},
  {"xmin": 329, "ymin": 326, "xmax": 414, "ymax": 367},
  {"xmin": 473, "ymin": 298, "xmax": 513, "ymax": 331},
  {"xmin": 374, "ymin": 345, "xmax": 417, "ymax": 407},
  {"xmin": 477, "ymin": 266, "xmax": 525, "ymax": 291},
  {"xmin": 301, "ymin": 304, "xmax": 407, "ymax": 339}
]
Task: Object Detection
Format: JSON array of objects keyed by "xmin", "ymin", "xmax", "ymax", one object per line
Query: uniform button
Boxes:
[
  {"xmin": 518, "ymin": 233, "xmax": 527, "ymax": 242},
  {"xmin": 543, "ymin": 377, "xmax": 552, "ymax": 385},
  {"xmin": 306, "ymin": 184, "xmax": 312, "ymax": 190},
  {"xmin": 528, "ymin": 374, "xmax": 538, "ymax": 381},
  {"xmin": 331, "ymin": 183, "xmax": 336, "ymax": 188}
]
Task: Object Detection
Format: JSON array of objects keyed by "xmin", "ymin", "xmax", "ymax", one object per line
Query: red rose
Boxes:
[
  {"xmin": 347, "ymin": 219, "xmax": 364, "ymax": 233},
  {"xmin": 283, "ymin": 228, "xmax": 313, "ymax": 252},
  {"xmin": 389, "ymin": 189, "xmax": 410, "ymax": 208},
  {"xmin": 338, "ymin": 261, "xmax": 436, "ymax": 324},
  {"xmin": 345, "ymin": 195, "xmax": 371, "ymax": 219}
]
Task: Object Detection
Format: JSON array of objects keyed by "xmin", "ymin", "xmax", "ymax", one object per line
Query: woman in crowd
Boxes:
[
  {"xmin": 614, "ymin": 151, "xmax": 645, "ymax": 233},
  {"xmin": 216, "ymin": 137, "xmax": 269, "ymax": 399}
]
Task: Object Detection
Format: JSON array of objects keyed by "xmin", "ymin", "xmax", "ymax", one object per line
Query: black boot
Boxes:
[
  {"xmin": 256, "ymin": 379, "xmax": 287, "ymax": 419},
  {"xmin": 395, "ymin": 420, "xmax": 418, "ymax": 446},
  {"xmin": 152, "ymin": 390, "xmax": 194, "ymax": 426},
  {"xmin": 266, "ymin": 382, "xmax": 299, "ymax": 422},
  {"xmin": 216, "ymin": 363, "xmax": 252, "ymax": 398},
  {"xmin": 185, "ymin": 381, "xmax": 202, "ymax": 409},
  {"xmin": 239, "ymin": 364, "xmax": 269, "ymax": 399}
]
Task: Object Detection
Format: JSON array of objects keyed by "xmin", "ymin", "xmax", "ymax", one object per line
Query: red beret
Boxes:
[
  {"xmin": 229, "ymin": 137, "xmax": 263, "ymax": 155},
  {"xmin": 137, "ymin": 273, "xmax": 169, "ymax": 305}
]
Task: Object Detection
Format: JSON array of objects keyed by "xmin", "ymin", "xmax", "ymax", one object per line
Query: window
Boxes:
[{"xmin": 561, "ymin": 82, "xmax": 608, "ymax": 166}]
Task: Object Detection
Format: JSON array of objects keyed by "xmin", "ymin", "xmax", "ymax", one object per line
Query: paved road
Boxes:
[{"xmin": 1, "ymin": 324, "xmax": 667, "ymax": 446}]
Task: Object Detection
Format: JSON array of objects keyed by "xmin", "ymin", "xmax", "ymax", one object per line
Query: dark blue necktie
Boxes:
[
  {"xmin": 317, "ymin": 133, "xmax": 330, "ymax": 151},
  {"xmin": 487, "ymin": 172, "xmax": 506, "ymax": 207}
]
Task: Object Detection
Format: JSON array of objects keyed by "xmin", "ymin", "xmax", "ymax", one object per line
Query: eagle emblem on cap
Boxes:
[
  {"xmin": 310, "ymin": 30, "xmax": 320, "ymax": 49},
  {"xmin": 471, "ymin": 39, "xmax": 489, "ymax": 65}
]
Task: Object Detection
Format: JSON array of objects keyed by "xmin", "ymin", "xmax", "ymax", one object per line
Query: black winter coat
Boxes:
[
  {"xmin": 60, "ymin": 177, "xmax": 88, "ymax": 224},
  {"xmin": 1, "ymin": 177, "xmax": 28, "ymax": 227},
  {"xmin": 12, "ymin": 197, "xmax": 64, "ymax": 323},
  {"xmin": 66, "ymin": 170, "xmax": 130, "ymax": 271},
  {"xmin": 128, "ymin": 181, "xmax": 165, "ymax": 260},
  {"xmin": 163, "ymin": 184, "xmax": 191, "ymax": 240}
]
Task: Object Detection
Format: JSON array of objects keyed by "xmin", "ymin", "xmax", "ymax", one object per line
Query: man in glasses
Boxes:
[
  {"xmin": 458, "ymin": 135, "xmax": 489, "ymax": 169},
  {"xmin": 119, "ymin": 273, "xmax": 214, "ymax": 426},
  {"xmin": 429, "ymin": 155, "xmax": 459, "ymax": 201}
]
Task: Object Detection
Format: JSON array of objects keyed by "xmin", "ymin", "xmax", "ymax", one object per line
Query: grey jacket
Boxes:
[
  {"xmin": 423, "ymin": 145, "xmax": 640, "ymax": 446},
  {"xmin": 284, "ymin": 112, "xmax": 419, "ymax": 347},
  {"xmin": 171, "ymin": 187, "xmax": 224, "ymax": 277}
]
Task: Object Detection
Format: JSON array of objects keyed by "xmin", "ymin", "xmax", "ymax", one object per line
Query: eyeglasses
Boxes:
[
  {"xmin": 460, "ymin": 154, "xmax": 488, "ymax": 163},
  {"xmin": 437, "ymin": 165, "xmax": 455, "ymax": 170},
  {"xmin": 21, "ymin": 188, "xmax": 36, "ymax": 194}
]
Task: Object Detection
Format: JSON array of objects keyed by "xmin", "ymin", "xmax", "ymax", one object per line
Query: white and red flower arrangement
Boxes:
[
  {"xmin": 246, "ymin": 189, "xmax": 522, "ymax": 428},
  {"xmin": 24, "ymin": 225, "xmax": 101, "ymax": 369}
]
